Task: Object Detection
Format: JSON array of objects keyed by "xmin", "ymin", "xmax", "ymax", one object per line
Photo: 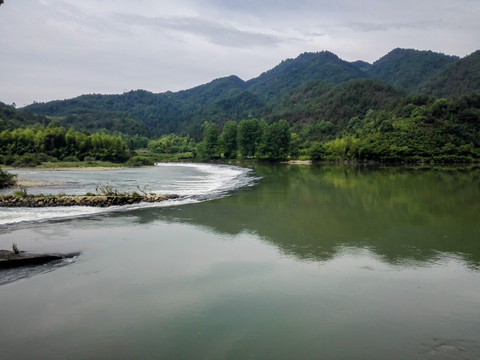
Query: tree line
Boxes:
[
  {"xmin": 197, "ymin": 119, "xmax": 292, "ymax": 160},
  {"xmin": 1, "ymin": 93, "xmax": 480, "ymax": 166},
  {"xmin": 0, "ymin": 125, "xmax": 129, "ymax": 166},
  {"xmin": 0, "ymin": 119, "xmax": 298, "ymax": 166}
]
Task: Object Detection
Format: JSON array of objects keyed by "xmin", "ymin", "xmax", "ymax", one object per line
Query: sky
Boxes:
[{"xmin": 1, "ymin": 0, "xmax": 479, "ymax": 107}]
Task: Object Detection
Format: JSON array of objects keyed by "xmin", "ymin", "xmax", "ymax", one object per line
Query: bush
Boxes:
[
  {"xmin": 12, "ymin": 153, "xmax": 42, "ymax": 167},
  {"xmin": 126, "ymin": 156, "xmax": 154, "ymax": 167},
  {"xmin": 12, "ymin": 243, "xmax": 20, "ymax": 255},
  {"xmin": 0, "ymin": 167, "xmax": 17, "ymax": 188},
  {"xmin": 63, "ymin": 155, "xmax": 80, "ymax": 162},
  {"xmin": 14, "ymin": 185, "xmax": 28, "ymax": 197},
  {"xmin": 84, "ymin": 156, "xmax": 96, "ymax": 164},
  {"xmin": 95, "ymin": 184, "xmax": 123, "ymax": 196},
  {"xmin": 1, "ymin": 155, "xmax": 15, "ymax": 165},
  {"xmin": 309, "ymin": 142, "xmax": 326, "ymax": 160}
]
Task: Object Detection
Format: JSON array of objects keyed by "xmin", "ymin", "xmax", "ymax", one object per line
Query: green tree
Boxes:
[
  {"xmin": 262, "ymin": 120, "xmax": 291, "ymax": 159},
  {"xmin": 220, "ymin": 121, "xmax": 238, "ymax": 159},
  {"xmin": 202, "ymin": 122, "xmax": 219, "ymax": 159},
  {"xmin": 309, "ymin": 142, "xmax": 326, "ymax": 160},
  {"xmin": 237, "ymin": 118, "xmax": 262, "ymax": 158}
]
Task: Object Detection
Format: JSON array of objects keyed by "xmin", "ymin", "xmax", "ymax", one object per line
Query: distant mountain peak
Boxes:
[{"xmin": 368, "ymin": 48, "xmax": 459, "ymax": 92}]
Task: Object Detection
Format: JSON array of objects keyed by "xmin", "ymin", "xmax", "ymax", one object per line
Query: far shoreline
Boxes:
[{"xmin": 3, "ymin": 166, "xmax": 130, "ymax": 172}]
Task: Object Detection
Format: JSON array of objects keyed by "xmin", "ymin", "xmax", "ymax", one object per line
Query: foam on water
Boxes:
[
  {"xmin": 0, "ymin": 163, "xmax": 257, "ymax": 227},
  {"xmin": 152, "ymin": 162, "xmax": 254, "ymax": 198}
]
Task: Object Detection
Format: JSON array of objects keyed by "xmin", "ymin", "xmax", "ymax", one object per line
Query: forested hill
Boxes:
[
  {"xmin": 246, "ymin": 51, "xmax": 367, "ymax": 103},
  {"xmin": 366, "ymin": 48, "xmax": 459, "ymax": 92},
  {"xmin": 0, "ymin": 101, "xmax": 46, "ymax": 130},
  {"xmin": 16, "ymin": 47, "xmax": 480, "ymax": 139},
  {"xmin": 418, "ymin": 50, "xmax": 480, "ymax": 97}
]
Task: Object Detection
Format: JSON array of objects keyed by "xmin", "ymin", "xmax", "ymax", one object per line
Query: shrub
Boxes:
[
  {"xmin": 126, "ymin": 156, "xmax": 154, "ymax": 167},
  {"xmin": 96, "ymin": 184, "xmax": 123, "ymax": 196},
  {"xmin": 12, "ymin": 153, "xmax": 42, "ymax": 167},
  {"xmin": 0, "ymin": 167, "xmax": 17, "ymax": 188},
  {"xmin": 309, "ymin": 142, "xmax": 326, "ymax": 161},
  {"xmin": 63, "ymin": 155, "xmax": 80, "ymax": 162},
  {"xmin": 12, "ymin": 243, "xmax": 20, "ymax": 255},
  {"xmin": 13, "ymin": 185, "xmax": 28, "ymax": 197}
]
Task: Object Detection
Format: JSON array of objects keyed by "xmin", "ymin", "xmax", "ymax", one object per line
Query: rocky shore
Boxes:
[{"xmin": 0, "ymin": 194, "xmax": 180, "ymax": 207}]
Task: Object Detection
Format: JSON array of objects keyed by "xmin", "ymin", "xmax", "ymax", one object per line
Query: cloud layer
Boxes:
[{"xmin": 1, "ymin": 0, "xmax": 479, "ymax": 106}]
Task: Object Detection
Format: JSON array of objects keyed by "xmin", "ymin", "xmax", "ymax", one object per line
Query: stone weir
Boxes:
[{"xmin": 0, "ymin": 194, "xmax": 180, "ymax": 207}]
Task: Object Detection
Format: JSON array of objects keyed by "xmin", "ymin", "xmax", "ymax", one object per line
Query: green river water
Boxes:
[{"xmin": 0, "ymin": 164, "xmax": 479, "ymax": 359}]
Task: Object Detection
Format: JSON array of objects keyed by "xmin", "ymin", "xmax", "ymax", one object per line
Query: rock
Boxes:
[{"xmin": 0, "ymin": 250, "xmax": 80, "ymax": 269}]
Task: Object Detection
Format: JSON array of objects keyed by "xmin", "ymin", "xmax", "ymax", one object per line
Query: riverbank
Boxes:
[{"xmin": 3, "ymin": 165, "xmax": 129, "ymax": 172}]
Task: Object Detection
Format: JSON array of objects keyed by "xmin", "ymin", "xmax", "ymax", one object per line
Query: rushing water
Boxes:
[
  {"xmin": 0, "ymin": 163, "xmax": 256, "ymax": 226},
  {"xmin": 1, "ymin": 164, "xmax": 479, "ymax": 359}
]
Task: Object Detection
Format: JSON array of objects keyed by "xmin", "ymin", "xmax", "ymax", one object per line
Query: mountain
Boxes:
[
  {"xmin": 246, "ymin": 51, "xmax": 367, "ymax": 103},
  {"xmin": 267, "ymin": 79, "xmax": 402, "ymax": 138},
  {"xmin": 350, "ymin": 60, "xmax": 372, "ymax": 72},
  {"xmin": 25, "ymin": 90, "xmax": 182, "ymax": 135},
  {"xmin": 0, "ymin": 101, "xmax": 46, "ymax": 130},
  {"xmin": 366, "ymin": 48, "xmax": 459, "ymax": 93},
  {"xmin": 172, "ymin": 75, "xmax": 264, "ymax": 131},
  {"xmin": 19, "ymin": 48, "xmax": 480, "ymax": 139},
  {"xmin": 418, "ymin": 50, "xmax": 480, "ymax": 97}
]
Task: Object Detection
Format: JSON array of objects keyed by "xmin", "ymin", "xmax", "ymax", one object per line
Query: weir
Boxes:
[{"xmin": 0, "ymin": 194, "xmax": 179, "ymax": 207}]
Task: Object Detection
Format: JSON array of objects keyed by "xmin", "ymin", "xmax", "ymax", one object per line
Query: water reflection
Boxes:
[
  {"xmin": 127, "ymin": 165, "xmax": 480, "ymax": 268},
  {"xmin": 0, "ymin": 256, "xmax": 79, "ymax": 285}
]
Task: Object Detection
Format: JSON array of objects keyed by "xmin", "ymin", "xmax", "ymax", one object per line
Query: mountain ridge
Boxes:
[{"xmin": 15, "ymin": 47, "xmax": 480, "ymax": 138}]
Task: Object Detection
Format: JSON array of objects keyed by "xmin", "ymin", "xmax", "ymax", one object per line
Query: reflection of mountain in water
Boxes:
[{"xmin": 129, "ymin": 165, "xmax": 480, "ymax": 268}]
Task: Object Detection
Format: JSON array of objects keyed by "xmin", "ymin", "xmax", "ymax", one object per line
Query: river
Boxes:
[{"xmin": 1, "ymin": 163, "xmax": 479, "ymax": 359}]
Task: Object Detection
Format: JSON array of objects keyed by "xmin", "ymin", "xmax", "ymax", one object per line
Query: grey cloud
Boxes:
[
  {"xmin": 1, "ymin": 0, "xmax": 479, "ymax": 106},
  {"xmin": 113, "ymin": 13, "xmax": 283, "ymax": 48},
  {"xmin": 199, "ymin": 0, "xmax": 341, "ymax": 15},
  {"xmin": 348, "ymin": 20, "xmax": 449, "ymax": 33}
]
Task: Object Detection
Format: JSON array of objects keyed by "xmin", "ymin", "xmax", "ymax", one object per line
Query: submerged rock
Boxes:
[{"xmin": 0, "ymin": 250, "xmax": 80, "ymax": 269}]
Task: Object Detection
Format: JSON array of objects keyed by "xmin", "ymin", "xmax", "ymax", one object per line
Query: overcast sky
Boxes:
[{"xmin": 1, "ymin": 0, "xmax": 479, "ymax": 106}]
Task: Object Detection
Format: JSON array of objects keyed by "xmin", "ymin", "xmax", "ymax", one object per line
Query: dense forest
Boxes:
[{"xmin": 1, "ymin": 48, "xmax": 480, "ymax": 165}]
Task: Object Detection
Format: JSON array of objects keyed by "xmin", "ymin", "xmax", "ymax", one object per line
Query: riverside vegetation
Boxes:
[{"xmin": 1, "ymin": 48, "xmax": 479, "ymax": 166}]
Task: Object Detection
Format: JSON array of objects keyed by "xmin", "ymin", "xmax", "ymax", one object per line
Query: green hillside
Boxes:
[
  {"xmin": 418, "ymin": 50, "xmax": 480, "ymax": 97},
  {"xmin": 22, "ymin": 48, "xmax": 480, "ymax": 140},
  {"xmin": 267, "ymin": 79, "xmax": 402, "ymax": 140},
  {"xmin": 246, "ymin": 51, "xmax": 367, "ymax": 103},
  {"xmin": 0, "ymin": 102, "xmax": 46, "ymax": 130},
  {"xmin": 366, "ymin": 48, "xmax": 458, "ymax": 92},
  {"xmin": 2, "ymin": 47, "xmax": 477, "ymax": 164}
]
